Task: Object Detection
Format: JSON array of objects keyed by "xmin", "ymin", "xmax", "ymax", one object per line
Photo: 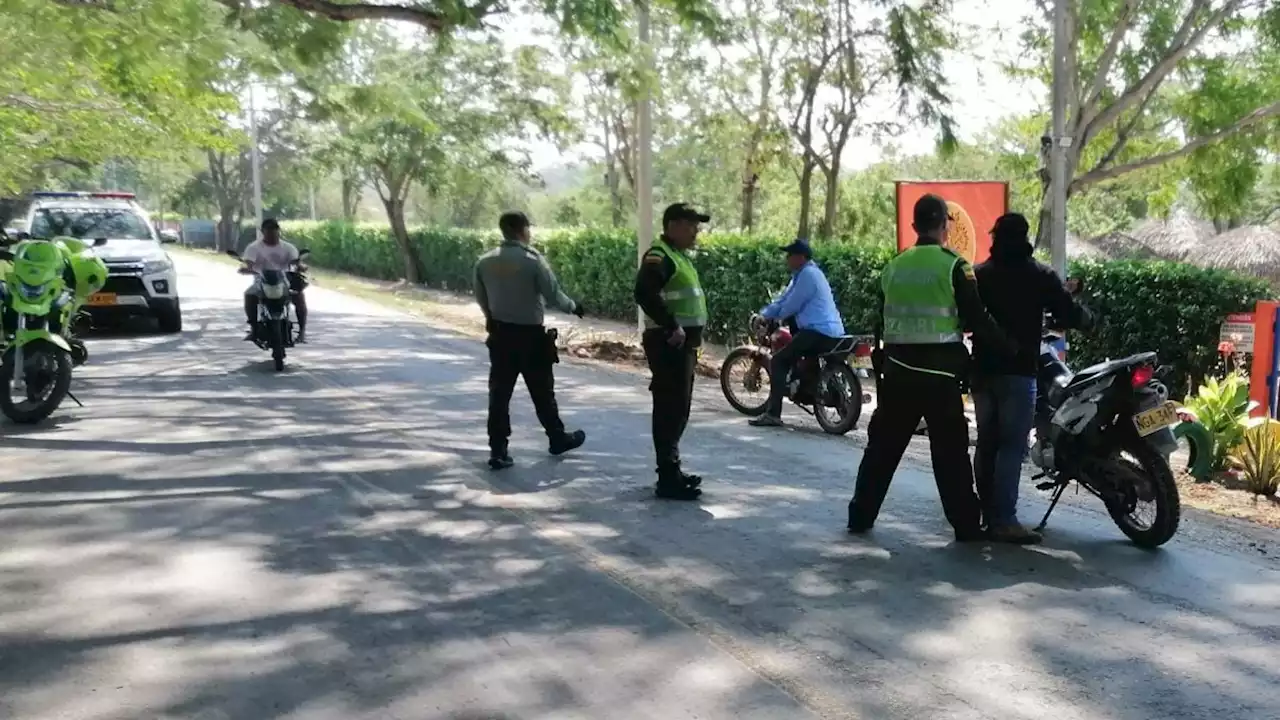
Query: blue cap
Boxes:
[{"xmin": 779, "ymin": 238, "xmax": 812, "ymax": 256}]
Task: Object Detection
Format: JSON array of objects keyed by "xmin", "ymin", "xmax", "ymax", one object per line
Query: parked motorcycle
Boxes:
[
  {"xmin": 227, "ymin": 249, "xmax": 309, "ymax": 371},
  {"xmin": 1030, "ymin": 294, "xmax": 1182, "ymax": 548},
  {"xmin": 0, "ymin": 237, "xmax": 105, "ymax": 423},
  {"xmin": 720, "ymin": 314, "xmax": 872, "ymax": 435}
]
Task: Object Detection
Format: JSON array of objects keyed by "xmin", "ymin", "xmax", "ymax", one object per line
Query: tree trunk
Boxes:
[
  {"xmin": 341, "ymin": 173, "xmax": 361, "ymax": 221},
  {"xmin": 819, "ymin": 160, "xmax": 841, "ymax": 239},
  {"xmin": 216, "ymin": 205, "xmax": 238, "ymax": 252},
  {"xmin": 797, "ymin": 159, "xmax": 816, "ymax": 239},
  {"xmin": 381, "ymin": 195, "xmax": 421, "ymax": 284},
  {"xmin": 740, "ymin": 169, "xmax": 758, "ymax": 231}
]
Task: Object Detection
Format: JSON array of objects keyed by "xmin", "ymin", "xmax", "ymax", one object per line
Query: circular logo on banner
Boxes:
[{"xmin": 945, "ymin": 201, "xmax": 977, "ymax": 264}]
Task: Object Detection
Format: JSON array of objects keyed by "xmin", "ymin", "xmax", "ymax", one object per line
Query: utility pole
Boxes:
[
  {"xmin": 635, "ymin": 1, "xmax": 655, "ymax": 334},
  {"xmin": 1048, "ymin": 0, "xmax": 1070, "ymax": 279},
  {"xmin": 248, "ymin": 82, "xmax": 264, "ymax": 235}
]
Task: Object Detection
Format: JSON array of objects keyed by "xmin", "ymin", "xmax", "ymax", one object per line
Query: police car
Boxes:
[{"xmin": 23, "ymin": 192, "xmax": 182, "ymax": 333}]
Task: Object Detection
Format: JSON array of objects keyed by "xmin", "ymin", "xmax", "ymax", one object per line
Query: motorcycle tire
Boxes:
[
  {"xmin": 1105, "ymin": 438, "xmax": 1182, "ymax": 549},
  {"xmin": 720, "ymin": 347, "xmax": 771, "ymax": 416},
  {"xmin": 69, "ymin": 339, "xmax": 88, "ymax": 367},
  {"xmin": 814, "ymin": 360, "xmax": 862, "ymax": 436},
  {"xmin": 0, "ymin": 342, "xmax": 73, "ymax": 424},
  {"xmin": 269, "ymin": 320, "xmax": 286, "ymax": 372}
]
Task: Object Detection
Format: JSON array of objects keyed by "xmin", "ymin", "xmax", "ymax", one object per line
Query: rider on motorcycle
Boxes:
[
  {"xmin": 749, "ymin": 238, "xmax": 845, "ymax": 427},
  {"xmin": 240, "ymin": 218, "xmax": 308, "ymax": 343}
]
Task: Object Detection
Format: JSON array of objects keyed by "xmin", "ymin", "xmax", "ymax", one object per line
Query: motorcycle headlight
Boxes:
[
  {"xmin": 144, "ymin": 257, "xmax": 173, "ymax": 275},
  {"xmin": 20, "ymin": 281, "xmax": 49, "ymax": 300},
  {"xmin": 262, "ymin": 282, "xmax": 287, "ymax": 300}
]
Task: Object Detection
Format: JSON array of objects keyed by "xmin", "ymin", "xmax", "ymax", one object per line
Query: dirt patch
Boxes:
[
  {"xmin": 1177, "ymin": 473, "xmax": 1280, "ymax": 528},
  {"xmin": 564, "ymin": 338, "xmax": 720, "ymax": 378}
]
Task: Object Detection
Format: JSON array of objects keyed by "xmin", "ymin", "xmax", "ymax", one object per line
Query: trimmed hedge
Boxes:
[{"xmin": 282, "ymin": 221, "xmax": 1272, "ymax": 395}]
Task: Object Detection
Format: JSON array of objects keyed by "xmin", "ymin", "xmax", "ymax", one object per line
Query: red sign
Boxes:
[
  {"xmin": 1249, "ymin": 303, "xmax": 1277, "ymax": 418},
  {"xmin": 895, "ymin": 181, "xmax": 1009, "ymax": 264}
]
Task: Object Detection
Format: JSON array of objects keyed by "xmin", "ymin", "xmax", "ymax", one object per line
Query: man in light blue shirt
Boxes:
[{"xmin": 750, "ymin": 239, "xmax": 847, "ymax": 427}]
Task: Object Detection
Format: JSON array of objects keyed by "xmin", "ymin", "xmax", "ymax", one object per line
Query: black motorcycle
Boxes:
[
  {"xmin": 1030, "ymin": 287, "xmax": 1181, "ymax": 548},
  {"xmin": 227, "ymin": 249, "xmax": 309, "ymax": 371}
]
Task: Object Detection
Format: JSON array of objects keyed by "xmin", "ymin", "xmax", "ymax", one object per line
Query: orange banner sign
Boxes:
[
  {"xmin": 895, "ymin": 181, "xmax": 1009, "ymax": 265},
  {"xmin": 1249, "ymin": 301, "xmax": 1278, "ymax": 418}
]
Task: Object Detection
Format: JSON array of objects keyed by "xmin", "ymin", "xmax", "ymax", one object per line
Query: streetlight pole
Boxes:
[
  {"xmin": 248, "ymin": 82, "xmax": 264, "ymax": 235},
  {"xmin": 635, "ymin": 1, "xmax": 654, "ymax": 334},
  {"xmin": 1049, "ymin": 0, "xmax": 1070, "ymax": 279}
]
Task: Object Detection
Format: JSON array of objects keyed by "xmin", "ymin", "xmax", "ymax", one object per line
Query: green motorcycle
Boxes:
[{"xmin": 0, "ymin": 237, "xmax": 106, "ymax": 423}]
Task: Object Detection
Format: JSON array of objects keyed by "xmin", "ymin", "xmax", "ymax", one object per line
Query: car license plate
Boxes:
[
  {"xmin": 87, "ymin": 292, "xmax": 117, "ymax": 306},
  {"xmin": 1133, "ymin": 401, "xmax": 1178, "ymax": 437}
]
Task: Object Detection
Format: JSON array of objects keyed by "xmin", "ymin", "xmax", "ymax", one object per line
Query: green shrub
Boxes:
[
  {"xmin": 1183, "ymin": 371, "xmax": 1256, "ymax": 476},
  {"xmin": 1068, "ymin": 260, "xmax": 1272, "ymax": 397},
  {"xmin": 281, "ymin": 220, "xmax": 1271, "ymax": 392}
]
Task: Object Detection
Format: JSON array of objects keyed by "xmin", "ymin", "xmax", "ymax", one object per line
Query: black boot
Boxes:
[
  {"xmin": 488, "ymin": 446, "xmax": 514, "ymax": 470},
  {"xmin": 655, "ymin": 469, "xmax": 701, "ymax": 500},
  {"xmin": 549, "ymin": 429, "xmax": 586, "ymax": 456}
]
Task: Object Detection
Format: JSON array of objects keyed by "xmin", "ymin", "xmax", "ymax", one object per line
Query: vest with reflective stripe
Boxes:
[
  {"xmin": 644, "ymin": 238, "xmax": 708, "ymax": 329},
  {"xmin": 880, "ymin": 245, "xmax": 962, "ymax": 344}
]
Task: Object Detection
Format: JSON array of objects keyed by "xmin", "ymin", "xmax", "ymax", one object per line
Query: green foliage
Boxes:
[
  {"xmin": 1181, "ymin": 372, "xmax": 1256, "ymax": 476},
  {"xmin": 1230, "ymin": 418, "xmax": 1280, "ymax": 498},
  {"xmin": 284, "ymin": 221, "xmax": 1266, "ymax": 393}
]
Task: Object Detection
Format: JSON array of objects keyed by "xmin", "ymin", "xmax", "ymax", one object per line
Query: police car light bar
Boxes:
[{"xmin": 30, "ymin": 191, "xmax": 137, "ymax": 199}]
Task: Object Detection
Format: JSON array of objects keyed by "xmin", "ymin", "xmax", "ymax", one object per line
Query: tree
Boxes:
[
  {"xmin": 304, "ymin": 27, "xmax": 570, "ymax": 281},
  {"xmin": 1022, "ymin": 0, "xmax": 1280, "ymax": 241},
  {"xmin": 778, "ymin": 0, "xmax": 956, "ymax": 239}
]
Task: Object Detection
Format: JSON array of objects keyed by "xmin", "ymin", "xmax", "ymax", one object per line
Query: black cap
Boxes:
[
  {"xmin": 991, "ymin": 212, "xmax": 1030, "ymax": 242},
  {"xmin": 779, "ymin": 238, "xmax": 812, "ymax": 257},
  {"xmin": 261, "ymin": 218, "xmax": 280, "ymax": 230},
  {"xmin": 912, "ymin": 193, "xmax": 949, "ymax": 233},
  {"xmin": 662, "ymin": 203, "xmax": 711, "ymax": 228},
  {"xmin": 498, "ymin": 211, "xmax": 532, "ymax": 238}
]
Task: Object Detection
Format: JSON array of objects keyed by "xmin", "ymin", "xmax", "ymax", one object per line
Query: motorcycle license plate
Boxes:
[
  {"xmin": 1133, "ymin": 401, "xmax": 1178, "ymax": 437},
  {"xmin": 87, "ymin": 292, "xmax": 116, "ymax": 306},
  {"xmin": 850, "ymin": 354, "xmax": 873, "ymax": 369}
]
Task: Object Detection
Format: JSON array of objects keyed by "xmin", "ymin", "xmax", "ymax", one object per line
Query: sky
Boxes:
[{"xmin": 495, "ymin": 0, "xmax": 1044, "ymax": 172}]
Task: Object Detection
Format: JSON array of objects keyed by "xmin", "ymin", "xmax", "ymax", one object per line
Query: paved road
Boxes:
[{"xmin": 1, "ymin": 255, "xmax": 1278, "ymax": 720}]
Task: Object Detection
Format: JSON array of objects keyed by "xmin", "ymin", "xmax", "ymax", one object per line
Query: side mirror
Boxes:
[
  {"xmin": 92, "ymin": 237, "xmax": 108, "ymax": 247},
  {"xmin": 298, "ymin": 250, "xmax": 311, "ymax": 260}
]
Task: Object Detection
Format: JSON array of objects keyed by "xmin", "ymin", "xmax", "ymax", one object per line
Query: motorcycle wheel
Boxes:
[
  {"xmin": 69, "ymin": 339, "xmax": 88, "ymax": 367},
  {"xmin": 1103, "ymin": 439, "xmax": 1182, "ymax": 549},
  {"xmin": 0, "ymin": 342, "xmax": 73, "ymax": 424},
  {"xmin": 720, "ymin": 347, "xmax": 771, "ymax": 416},
  {"xmin": 269, "ymin": 320, "xmax": 286, "ymax": 372},
  {"xmin": 814, "ymin": 360, "xmax": 862, "ymax": 436}
]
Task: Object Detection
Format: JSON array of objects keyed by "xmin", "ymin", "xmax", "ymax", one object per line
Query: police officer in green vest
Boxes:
[
  {"xmin": 847, "ymin": 194, "xmax": 1013, "ymax": 541},
  {"xmin": 634, "ymin": 203, "xmax": 710, "ymax": 500}
]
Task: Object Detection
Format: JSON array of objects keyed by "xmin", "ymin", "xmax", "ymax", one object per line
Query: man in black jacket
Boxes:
[{"xmin": 971, "ymin": 213, "xmax": 1091, "ymax": 544}]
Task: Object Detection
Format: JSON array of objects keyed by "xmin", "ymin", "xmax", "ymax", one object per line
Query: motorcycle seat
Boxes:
[
  {"xmin": 1063, "ymin": 351, "xmax": 1157, "ymax": 391},
  {"xmin": 817, "ymin": 334, "xmax": 870, "ymax": 357}
]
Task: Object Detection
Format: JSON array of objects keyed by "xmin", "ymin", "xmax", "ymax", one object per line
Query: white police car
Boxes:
[{"xmin": 23, "ymin": 192, "xmax": 182, "ymax": 333}]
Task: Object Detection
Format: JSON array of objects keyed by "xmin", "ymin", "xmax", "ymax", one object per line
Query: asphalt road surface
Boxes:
[{"xmin": 1, "ymin": 255, "xmax": 1278, "ymax": 720}]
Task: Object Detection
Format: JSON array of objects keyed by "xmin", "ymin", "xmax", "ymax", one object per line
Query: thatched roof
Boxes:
[
  {"xmin": 1066, "ymin": 232, "xmax": 1112, "ymax": 260},
  {"xmin": 1186, "ymin": 225, "xmax": 1280, "ymax": 286},
  {"xmin": 1129, "ymin": 214, "xmax": 1213, "ymax": 261}
]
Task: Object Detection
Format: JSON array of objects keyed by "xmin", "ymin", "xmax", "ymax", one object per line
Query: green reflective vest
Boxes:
[
  {"xmin": 880, "ymin": 244, "xmax": 962, "ymax": 344},
  {"xmin": 644, "ymin": 238, "xmax": 708, "ymax": 329}
]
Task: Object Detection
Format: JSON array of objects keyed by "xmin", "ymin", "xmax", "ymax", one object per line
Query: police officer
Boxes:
[
  {"xmin": 474, "ymin": 211, "xmax": 587, "ymax": 470},
  {"xmin": 634, "ymin": 203, "xmax": 709, "ymax": 500},
  {"xmin": 847, "ymin": 194, "xmax": 1013, "ymax": 541}
]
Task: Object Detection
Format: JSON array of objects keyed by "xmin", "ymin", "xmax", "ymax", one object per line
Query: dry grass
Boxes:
[{"xmin": 1177, "ymin": 472, "xmax": 1280, "ymax": 528}]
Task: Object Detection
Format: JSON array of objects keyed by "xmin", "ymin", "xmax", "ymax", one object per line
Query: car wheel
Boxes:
[{"xmin": 157, "ymin": 300, "xmax": 183, "ymax": 334}]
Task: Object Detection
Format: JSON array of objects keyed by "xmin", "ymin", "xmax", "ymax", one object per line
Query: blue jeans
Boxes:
[{"xmin": 973, "ymin": 375, "xmax": 1037, "ymax": 528}]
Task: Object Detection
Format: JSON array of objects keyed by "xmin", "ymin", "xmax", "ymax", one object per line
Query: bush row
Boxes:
[{"xmin": 281, "ymin": 221, "xmax": 1273, "ymax": 395}]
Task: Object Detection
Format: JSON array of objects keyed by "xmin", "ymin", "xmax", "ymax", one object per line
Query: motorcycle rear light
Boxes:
[
  {"xmin": 1131, "ymin": 365, "xmax": 1154, "ymax": 388},
  {"xmin": 853, "ymin": 342, "xmax": 872, "ymax": 357}
]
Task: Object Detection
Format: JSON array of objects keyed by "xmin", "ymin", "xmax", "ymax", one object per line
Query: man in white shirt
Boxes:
[{"xmin": 240, "ymin": 218, "xmax": 308, "ymax": 342}]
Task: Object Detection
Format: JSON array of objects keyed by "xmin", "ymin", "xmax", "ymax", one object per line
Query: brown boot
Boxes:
[{"xmin": 989, "ymin": 524, "xmax": 1043, "ymax": 545}]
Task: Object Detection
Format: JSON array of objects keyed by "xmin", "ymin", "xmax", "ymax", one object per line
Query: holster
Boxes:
[{"xmin": 544, "ymin": 327, "xmax": 560, "ymax": 364}]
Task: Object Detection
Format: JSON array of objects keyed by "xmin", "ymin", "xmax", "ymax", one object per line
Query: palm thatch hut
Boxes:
[
  {"xmin": 1066, "ymin": 232, "xmax": 1112, "ymax": 260},
  {"xmin": 1127, "ymin": 214, "xmax": 1215, "ymax": 261},
  {"xmin": 1187, "ymin": 225, "xmax": 1280, "ymax": 287}
]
